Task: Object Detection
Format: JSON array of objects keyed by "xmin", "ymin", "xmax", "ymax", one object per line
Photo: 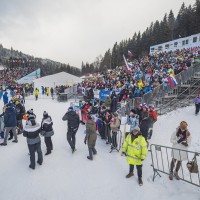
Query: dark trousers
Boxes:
[
  {"xmin": 17, "ymin": 120, "xmax": 23, "ymax": 133},
  {"xmin": 99, "ymin": 122, "xmax": 105, "ymax": 139},
  {"xmin": 129, "ymin": 164, "xmax": 142, "ymax": 178},
  {"xmin": 67, "ymin": 128, "xmax": 77, "ymax": 150},
  {"xmin": 44, "ymin": 137, "xmax": 53, "ymax": 153},
  {"xmin": 88, "ymin": 147, "xmax": 97, "ymax": 160},
  {"xmin": 28, "ymin": 142, "xmax": 43, "ymax": 168},
  {"xmin": 105, "ymin": 125, "xmax": 111, "ymax": 143},
  {"xmin": 195, "ymin": 104, "xmax": 200, "ymax": 114},
  {"xmin": 141, "ymin": 131, "xmax": 148, "ymax": 142},
  {"xmin": 111, "ymin": 131, "xmax": 118, "ymax": 148}
]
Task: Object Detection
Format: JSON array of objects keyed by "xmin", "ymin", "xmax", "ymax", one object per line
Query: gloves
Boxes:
[
  {"xmin": 122, "ymin": 152, "xmax": 127, "ymax": 156},
  {"xmin": 181, "ymin": 141, "xmax": 188, "ymax": 146},
  {"xmin": 177, "ymin": 138, "xmax": 184, "ymax": 143}
]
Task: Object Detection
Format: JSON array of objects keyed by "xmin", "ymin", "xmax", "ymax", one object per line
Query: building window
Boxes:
[
  {"xmin": 186, "ymin": 39, "xmax": 189, "ymax": 45},
  {"xmin": 174, "ymin": 42, "xmax": 178, "ymax": 47},
  {"xmin": 165, "ymin": 44, "xmax": 169, "ymax": 49},
  {"xmin": 158, "ymin": 46, "xmax": 162, "ymax": 51},
  {"xmin": 151, "ymin": 48, "xmax": 154, "ymax": 52},
  {"xmin": 182, "ymin": 40, "xmax": 185, "ymax": 46},
  {"xmin": 193, "ymin": 37, "xmax": 197, "ymax": 43}
]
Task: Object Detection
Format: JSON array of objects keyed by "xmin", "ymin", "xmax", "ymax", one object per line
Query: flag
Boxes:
[
  {"xmin": 128, "ymin": 50, "xmax": 133, "ymax": 57},
  {"xmin": 167, "ymin": 75, "xmax": 177, "ymax": 87},
  {"xmin": 123, "ymin": 54, "xmax": 130, "ymax": 71},
  {"xmin": 128, "ymin": 62, "xmax": 134, "ymax": 67}
]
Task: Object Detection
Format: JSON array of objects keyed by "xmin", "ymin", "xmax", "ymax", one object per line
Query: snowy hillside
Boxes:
[{"xmin": 0, "ymin": 96, "xmax": 200, "ymax": 200}]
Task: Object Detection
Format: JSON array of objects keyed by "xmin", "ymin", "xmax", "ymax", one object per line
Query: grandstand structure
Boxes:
[{"xmin": 150, "ymin": 33, "xmax": 200, "ymax": 54}]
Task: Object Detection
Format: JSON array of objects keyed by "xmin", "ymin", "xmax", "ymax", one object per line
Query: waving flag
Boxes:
[
  {"xmin": 123, "ymin": 54, "xmax": 130, "ymax": 71},
  {"xmin": 167, "ymin": 75, "xmax": 177, "ymax": 87},
  {"xmin": 128, "ymin": 50, "xmax": 133, "ymax": 57}
]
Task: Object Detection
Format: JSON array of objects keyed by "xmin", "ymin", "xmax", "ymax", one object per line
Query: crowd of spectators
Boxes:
[
  {"xmin": 80, "ymin": 48, "xmax": 200, "ymax": 101},
  {"xmin": 0, "ymin": 67, "xmax": 35, "ymax": 84}
]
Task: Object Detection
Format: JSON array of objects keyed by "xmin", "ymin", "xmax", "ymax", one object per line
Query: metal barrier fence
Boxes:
[
  {"xmin": 125, "ymin": 63, "xmax": 200, "ymax": 111},
  {"xmin": 143, "ymin": 65, "xmax": 198, "ymax": 106},
  {"xmin": 150, "ymin": 144, "xmax": 200, "ymax": 187}
]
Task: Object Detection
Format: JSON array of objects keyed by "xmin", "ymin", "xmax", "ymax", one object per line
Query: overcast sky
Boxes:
[{"xmin": 0, "ymin": 0, "xmax": 196, "ymax": 68}]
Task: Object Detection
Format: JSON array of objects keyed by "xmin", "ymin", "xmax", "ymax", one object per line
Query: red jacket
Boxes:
[{"xmin": 149, "ymin": 110, "xmax": 157, "ymax": 122}]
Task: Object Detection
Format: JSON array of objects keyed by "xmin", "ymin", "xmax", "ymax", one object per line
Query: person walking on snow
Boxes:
[
  {"xmin": 23, "ymin": 118, "xmax": 43, "ymax": 170},
  {"xmin": 84, "ymin": 115, "xmax": 97, "ymax": 160},
  {"xmin": 34, "ymin": 88, "xmax": 39, "ymax": 101},
  {"xmin": 122, "ymin": 128, "xmax": 148, "ymax": 186},
  {"xmin": 41, "ymin": 111, "xmax": 54, "ymax": 155},
  {"xmin": 62, "ymin": 107, "xmax": 80, "ymax": 153},
  {"xmin": 169, "ymin": 121, "xmax": 191, "ymax": 180},
  {"xmin": 0, "ymin": 102, "xmax": 18, "ymax": 146},
  {"xmin": 194, "ymin": 94, "xmax": 200, "ymax": 115}
]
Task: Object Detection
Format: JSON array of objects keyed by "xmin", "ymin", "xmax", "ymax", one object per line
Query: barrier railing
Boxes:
[
  {"xmin": 143, "ymin": 65, "xmax": 198, "ymax": 106},
  {"xmin": 150, "ymin": 144, "xmax": 200, "ymax": 187}
]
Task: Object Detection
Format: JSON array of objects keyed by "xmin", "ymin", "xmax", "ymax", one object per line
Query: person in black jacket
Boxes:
[
  {"xmin": 111, "ymin": 92, "xmax": 118, "ymax": 113},
  {"xmin": 0, "ymin": 103, "xmax": 18, "ymax": 146},
  {"xmin": 41, "ymin": 111, "xmax": 54, "ymax": 155},
  {"xmin": 62, "ymin": 107, "xmax": 80, "ymax": 153},
  {"xmin": 23, "ymin": 118, "xmax": 43, "ymax": 169},
  {"xmin": 139, "ymin": 111, "xmax": 151, "ymax": 143},
  {"xmin": 136, "ymin": 104, "xmax": 143, "ymax": 124},
  {"xmin": 15, "ymin": 100, "xmax": 25, "ymax": 134}
]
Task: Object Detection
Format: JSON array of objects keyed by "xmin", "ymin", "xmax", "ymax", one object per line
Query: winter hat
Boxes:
[
  {"xmin": 132, "ymin": 127, "xmax": 140, "ymax": 135},
  {"xmin": 43, "ymin": 111, "xmax": 48, "ymax": 117},
  {"xmin": 27, "ymin": 109, "xmax": 33, "ymax": 115},
  {"xmin": 68, "ymin": 106, "xmax": 73, "ymax": 111},
  {"xmin": 149, "ymin": 105, "xmax": 155, "ymax": 110},
  {"xmin": 27, "ymin": 119, "xmax": 36, "ymax": 126},
  {"xmin": 113, "ymin": 113, "xmax": 118, "ymax": 117}
]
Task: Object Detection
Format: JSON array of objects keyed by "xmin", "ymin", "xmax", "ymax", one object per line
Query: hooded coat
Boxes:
[
  {"xmin": 4, "ymin": 104, "xmax": 17, "ymax": 127},
  {"xmin": 62, "ymin": 110, "xmax": 80, "ymax": 128},
  {"xmin": 23, "ymin": 122, "xmax": 41, "ymax": 145},
  {"xmin": 110, "ymin": 117, "xmax": 120, "ymax": 132},
  {"xmin": 85, "ymin": 119, "xmax": 97, "ymax": 148},
  {"xmin": 122, "ymin": 132, "xmax": 148, "ymax": 165},
  {"xmin": 41, "ymin": 116, "xmax": 54, "ymax": 137}
]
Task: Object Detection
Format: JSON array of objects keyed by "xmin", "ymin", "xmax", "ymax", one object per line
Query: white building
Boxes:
[{"xmin": 150, "ymin": 33, "xmax": 200, "ymax": 54}]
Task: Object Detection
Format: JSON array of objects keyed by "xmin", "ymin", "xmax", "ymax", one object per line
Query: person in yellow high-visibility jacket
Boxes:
[
  {"xmin": 137, "ymin": 79, "xmax": 144, "ymax": 90},
  {"xmin": 122, "ymin": 128, "xmax": 148, "ymax": 186},
  {"xmin": 46, "ymin": 87, "xmax": 50, "ymax": 96},
  {"xmin": 34, "ymin": 88, "xmax": 39, "ymax": 100}
]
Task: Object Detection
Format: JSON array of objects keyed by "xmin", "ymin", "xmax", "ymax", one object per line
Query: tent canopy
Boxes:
[{"xmin": 33, "ymin": 71, "xmax": 81, "ymax": 89}]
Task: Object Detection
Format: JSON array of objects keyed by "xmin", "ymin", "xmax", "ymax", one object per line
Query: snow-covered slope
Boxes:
[{"xmin": 0, "ymin": 97, "xmax": 199, "ymax": 200}]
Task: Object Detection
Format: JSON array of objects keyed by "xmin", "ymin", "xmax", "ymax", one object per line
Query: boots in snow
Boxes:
[
  {"xmin": 87, "ymin": 156, "xmax": 93, "ymax": 160},
  {"xmin": 126, "ymin": 172, "xmax": 134, "ymax": 178},
  {"xmin": 138, "ymin": 177, "xmax": 143, "ymax": 186},
  {"xmin": 169, "ymin": 172, "xmax": 173, "ymax": 180},
  {"xmin": 174, "ymin": 171, "xmax": 180, "ymax": 180}
]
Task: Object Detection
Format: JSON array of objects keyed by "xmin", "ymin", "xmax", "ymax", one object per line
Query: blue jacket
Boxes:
[
  {"xmin": 4, "ymin": 105, "xmax": 17, "ymax": 127},
  {"xmin": 3, "ymin": 92, "xmax": 8, "ymax": 104}
]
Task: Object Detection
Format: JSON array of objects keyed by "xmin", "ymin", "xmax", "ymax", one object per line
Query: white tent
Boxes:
[{"xmin": 33, "ymin": 72, "xmax": 82, "ymax": 89}]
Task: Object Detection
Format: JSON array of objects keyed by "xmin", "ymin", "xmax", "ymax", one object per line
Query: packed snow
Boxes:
[{"xmin": 0, "ymin": 95, "xmax": 200, "ymax": 200}]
